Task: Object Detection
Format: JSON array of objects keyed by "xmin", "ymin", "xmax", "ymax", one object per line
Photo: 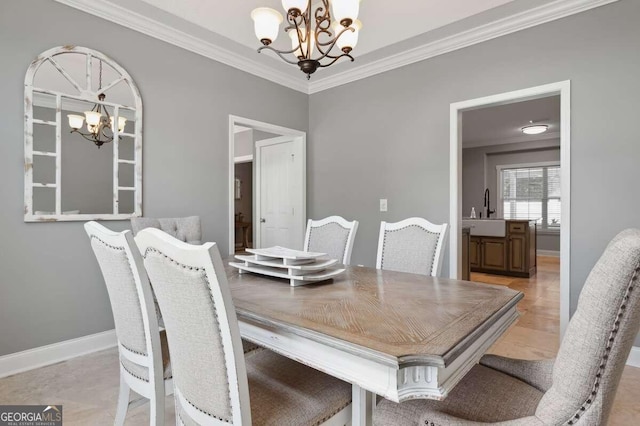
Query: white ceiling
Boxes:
[
  {"xmin": 55, "ymin": 0, "xmax": 619, "ymax": 93},
  {"xmin": 462, "ymin": 96, "xmax": 561, "ymax": 148},
  {"xmin": 139, "ymin": 0, "xmax": 514, "ymax": 57}
]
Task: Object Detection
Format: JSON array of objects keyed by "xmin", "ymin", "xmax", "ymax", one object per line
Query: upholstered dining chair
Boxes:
[
  {"xmin": 131, "ymin": 216, "xmax": 202, "ymax": 244},
  {"xmin": 84, "ymin": 221, "xmax": 171, "ymax": 426},
  {"xmin": 376, "ymin": 217, "xmax": 448, "ymax": 277},
  {"xmin": 304, "ymin": 215, "xmax": 359, "ymax": 265},
  {"xmin": 131, "ymin": 215, "xmax": 259, "ymax": 354},
  {"xmin": 374, "ymin": 228, "xmax": 640, "ymax": 426},
  {"xmin": 135, "ymin": 228, "xmax": 353, "ymax": 425}
]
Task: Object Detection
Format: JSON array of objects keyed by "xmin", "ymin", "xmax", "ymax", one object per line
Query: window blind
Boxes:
[{"xmin": 501, "ymin": 165, "xmax": 560, "ymax": 230}]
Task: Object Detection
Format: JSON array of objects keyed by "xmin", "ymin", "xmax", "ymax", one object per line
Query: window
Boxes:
[{"xmin": 499, "ymin": 163, "xmax": 560, "ymax": 232}]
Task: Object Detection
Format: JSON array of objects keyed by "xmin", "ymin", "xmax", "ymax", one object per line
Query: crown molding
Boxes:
[
  {"xmin": 53, "ymin": 0, "xmax": 308, "ymax": 93},
  {"xmin": 55, "ymin": 0, "xmax": 618, "ymax": 96},
  {"xmin": 308, "ymin": 0, "xmax": 619, "ymax": 94},
  {"xmin": 463, "ymin": 131, "xmax": 561, "ymax": 149}
]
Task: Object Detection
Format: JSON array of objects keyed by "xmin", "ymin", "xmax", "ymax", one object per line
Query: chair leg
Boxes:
[
  {"xmin": 114, "ymin": 372, "xmax": 131, "ymax": 426},
  {"xmin": 149, "ymin": 394, "xmax": 164, "ymax": 426}
]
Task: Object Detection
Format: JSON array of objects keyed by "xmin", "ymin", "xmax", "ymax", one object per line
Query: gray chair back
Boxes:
[
  {"xmin": 131, "ymin": 216, "xmax": 202, "ymax": 244},
  {"xmin": 304, "ymin": 216, "xmax": 359, "ymax": 265},
  {"xmin": 536, "ymin": 229, "xmax": 640, "ymax": 425},
  {"xmin": 84, "ymin": 221, "xmax": 164, "ymax": 386},
  {"xmin": 135, "ymin": 228, "xmax": 250, "ymax": 425},
  {"xmin": 376, "ymin": 217, "xmax": 448, "ymax": 277}
]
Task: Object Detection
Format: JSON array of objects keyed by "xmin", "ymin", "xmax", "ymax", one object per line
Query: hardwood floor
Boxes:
[{"xmin": 0, "ymin": 256, "xmax": 638, "ymax": 424}]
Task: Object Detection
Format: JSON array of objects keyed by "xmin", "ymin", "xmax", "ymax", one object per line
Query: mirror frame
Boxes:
[{"xmin": 24, "ymin": 45, "xmax": 143, "ymax": 222}]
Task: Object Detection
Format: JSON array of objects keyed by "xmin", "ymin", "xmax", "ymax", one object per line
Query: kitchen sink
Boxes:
[{"xmin": 462, "ymin": 219, "xmax": 506, "ymax": 237}]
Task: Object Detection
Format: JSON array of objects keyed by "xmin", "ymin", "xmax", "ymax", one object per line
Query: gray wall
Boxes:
[
  {"xmin": 234, "ymin": 130, "xmax": 254, "ymax": 158},
  {"xmin": 0, "ymin": 0, "xmax": 308, "ymax": 356},
  {"xmin": 308, "ymin": 0, "xmax": 640, "ymax": 351},
  {"xmin": 462, "ymin": 139, "xmax": 561, "ymax": 252}
]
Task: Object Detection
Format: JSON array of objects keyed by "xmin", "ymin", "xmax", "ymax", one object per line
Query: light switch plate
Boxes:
[{"xmin": 380, "ymin": 198, "xmax": 388, "ymax": 212}]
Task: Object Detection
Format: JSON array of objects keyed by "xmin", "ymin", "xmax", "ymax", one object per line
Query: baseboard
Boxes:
[
  {"xmin": 0, "ymin": 329, "xmax": 117, "ymax": 379},
  {"xmin": 537, "ymin": 249, "xmax": 560, "ymax": 257},
  {"xmin": 626, "ymin": 346, "xmax": 640, "ymax": 368}
]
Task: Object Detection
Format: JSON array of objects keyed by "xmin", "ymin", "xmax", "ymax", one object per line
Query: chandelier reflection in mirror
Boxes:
[
  {"xmin": 251, "ymin": 0, "xmax": 362, "ymax": 79},
  {"xmin": 67, "ymin": 61, "xmax": 126, "ymax": 148}
]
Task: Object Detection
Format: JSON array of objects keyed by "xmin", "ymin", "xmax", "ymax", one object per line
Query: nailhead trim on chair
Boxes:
[
  {"xmin": 381, "ymin": 225, "xmax": 440, "ymax": 274},
  {"xmin": 90, "ymin": 235, "xmax": 150, "ymax": 358},
  {"xmin": 312, "ymin": 399, "xmax": 352, "ymax": 426},
  {"xmin": 564, "ymin": 262, "xmax": 640, "ymax": 425},
  {"xmin": 424, "ymin": 263, "xmax": 640, "ymax": 426},
  {"xmin": 142, "ymin": 247, "xmax": 234, "ymax": 423}
]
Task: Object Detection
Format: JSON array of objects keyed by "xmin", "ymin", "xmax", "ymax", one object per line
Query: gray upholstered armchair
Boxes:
[
  {"xmin": 131, "ymin": 216, "xmax": 201, "ymax": 245},
  {"xmin": 374, "ymin": 229, "xmax": 640, "ymax": 425}
]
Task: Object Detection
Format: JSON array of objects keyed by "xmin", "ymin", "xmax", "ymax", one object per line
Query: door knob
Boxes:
[{"xmin": 260, "ymin": 218, "xmax": 266, "ymax": 223}]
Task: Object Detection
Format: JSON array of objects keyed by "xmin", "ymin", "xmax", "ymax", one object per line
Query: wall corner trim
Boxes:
[
  {"xmin": 54, "ymin": 0, "xmax": 617, "ymax": 95},
  {"xmin": 307, "ymin": 0, "xmax": 619, "ymax": 93},
  {"xmin": 53, "ymin": 0, "xmax": 308, "ymax": 94},
  {"xmin": 0, "ymin": 329, "xmax": 117, "ymax": 379}
]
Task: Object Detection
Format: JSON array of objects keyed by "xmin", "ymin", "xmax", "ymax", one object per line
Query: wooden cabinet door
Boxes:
[
  {"xmin": 470, "ymin": 237, "xmax": 481, "ymax": 269},
  {"xmin": 480, "ymin": 238, "xmax": 507, "ymax": 271},
  {"xmin": 509, "ymin": 235, "xmax": 527, "ymax": 273}
]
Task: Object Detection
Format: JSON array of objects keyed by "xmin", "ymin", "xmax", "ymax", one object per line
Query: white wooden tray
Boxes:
[
  {"xmin": 245, "ymin": 246, "xmax": 327, "ymax": 265},
  {"xmin": 235, "ymin": 254, "xmax": 339, "ymax": 272},
  {"xmin": 229, "ymin": 261, "xmax": 345, "ymax": 287}
]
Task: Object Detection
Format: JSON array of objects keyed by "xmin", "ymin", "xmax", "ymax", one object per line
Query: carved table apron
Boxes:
[{"xmin": 226, "ymin": 261, "xmax": 523, "ymax": 426}]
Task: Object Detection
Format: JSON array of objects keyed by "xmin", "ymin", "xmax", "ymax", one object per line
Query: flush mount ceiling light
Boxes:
[
  {"xmin": 521, "ymin": 121, "xmax": 549, "ymax": 135},
  {"xmin": 251, "ymin": 0, "xmax": 362, "ymax": 79}
]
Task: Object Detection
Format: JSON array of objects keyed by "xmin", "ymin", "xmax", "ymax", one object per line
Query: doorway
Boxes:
[
  {"xmin": 449, "ymin": 81, "xmax": 571, "ymax": 338},
  {"xmin": 228, "ymin": 116, "xmax": 307, "ymax": 255}
]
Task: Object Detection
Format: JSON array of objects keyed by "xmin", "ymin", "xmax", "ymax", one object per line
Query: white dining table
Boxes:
[{"xmin": 225, "ymin": 261, "xmax": 523, "ymax": 426}]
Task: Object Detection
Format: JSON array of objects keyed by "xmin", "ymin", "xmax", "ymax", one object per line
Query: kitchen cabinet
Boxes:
[
  {"xmin": 470, "ymin": 220, "xmax": 537, "ymax": 277},
  {"xmin": 480, "ymin": 238, "xmax": 508, "ymax": 271},
  {"xmin": 461, "ymin": 227, "xmax": 471, "ymax": 280}
]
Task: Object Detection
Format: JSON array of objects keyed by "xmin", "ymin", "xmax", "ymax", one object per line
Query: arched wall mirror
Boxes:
[{"xmin": 24, "ymin": 46, "xmax": 142, "ymax": 222}]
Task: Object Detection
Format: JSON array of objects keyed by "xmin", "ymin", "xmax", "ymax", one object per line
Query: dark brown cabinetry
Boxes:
[
  {"xmin": 470, "ymin": 220, "xmax": 537, "ymax": 277},
  {"xmin": 480, "ymin": 238, "xmax": 508, "ymax": 271},
  {"xmin": 461, "ymin": 227, "xmax": 471, "ymax": 281}
]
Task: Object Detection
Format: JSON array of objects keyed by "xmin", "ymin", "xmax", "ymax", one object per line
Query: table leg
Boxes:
[{"xmin": 352, "ymin": 384, "xmax": 375, "ymax": 426}]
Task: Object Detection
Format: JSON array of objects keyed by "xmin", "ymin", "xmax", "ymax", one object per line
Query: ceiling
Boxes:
[
  {"xmin": 138, "ymin": 0, "xmax": 514, "ymax": 57},
  {"xmin": 55, "ymin": 0, "xmax": 619, "ymax": 93},
  {"xmin": 462, "ymin": 96, "xmax": 561, "ymax": 148}
]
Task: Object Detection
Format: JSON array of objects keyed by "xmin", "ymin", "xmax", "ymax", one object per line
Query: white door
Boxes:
[{"xmin": 255, "ymin": 136, "xmax": 304, "ymax": 250}]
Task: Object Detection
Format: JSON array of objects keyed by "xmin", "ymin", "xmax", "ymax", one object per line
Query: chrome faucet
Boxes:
[{"xmin": 484, "ymin": 188, "xmax": 496, "ymax": 219}]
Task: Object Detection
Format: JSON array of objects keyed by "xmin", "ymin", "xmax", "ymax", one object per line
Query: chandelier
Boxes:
[
  {"xmin": 251, "ymin": 0, "xmax": 362, "ymax": 79},
  {"xmin": 66, "ymin": 62, "xmax": 126, "ymax": 148}
]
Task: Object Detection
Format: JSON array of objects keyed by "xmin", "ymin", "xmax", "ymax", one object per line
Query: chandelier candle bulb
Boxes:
[
  {"xmin": 290, "ymin": 29, "xmax": 315, "ymax": 58},
  {"xmin": 251, "ymin": 7, "xmax": 283, "ymax": 45},
  {"xmin": 282, "ymin": 0, "xmax": 308, "ymax": 14},
  {"xmin": 67, "ymin": 114, "xmax": 84, "ymax": 130},
  {"xmin": 331, "ymin": 0, "xmax": 360, "ymax": 27},
  {"xmin": 334, "ymin": 19, "xmax": 361, "ymax": 53},
  {"xmin": 252, "ymin": 0, "xmax": 362, "ymax": 78},
  {"xmin": 84, "ymin": 110, "xmax": 101, "ymax": 128},
  {"xmin": 110, "ymin": 116, "xmax": 127, "ymax": 133}
]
